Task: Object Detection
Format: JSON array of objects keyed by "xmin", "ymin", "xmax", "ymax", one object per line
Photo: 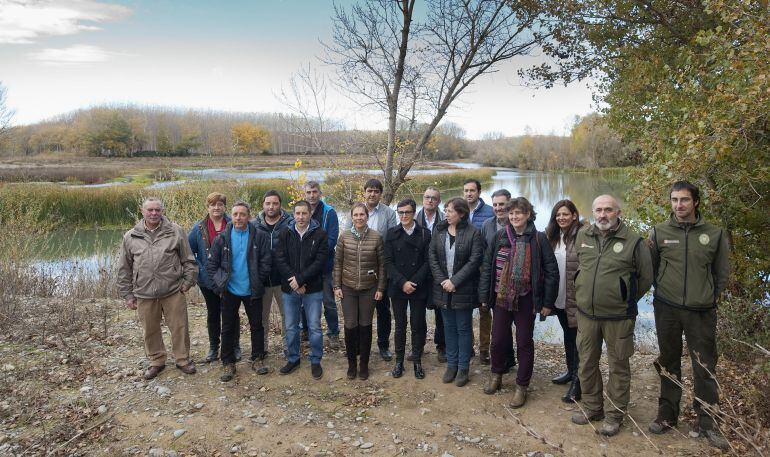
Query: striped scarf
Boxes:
[{"xmin": 495, "ymin": 225, "xmax": 531, "ymax": 311}]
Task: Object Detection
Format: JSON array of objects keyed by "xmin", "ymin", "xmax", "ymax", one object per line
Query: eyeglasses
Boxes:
[
  {"xmin": 423, "ymin": 195, "xmax": 438, "ymax": 201},
  {"xmin": 397, "ymin": 210, "xmax": 414, "ymax": 216}
]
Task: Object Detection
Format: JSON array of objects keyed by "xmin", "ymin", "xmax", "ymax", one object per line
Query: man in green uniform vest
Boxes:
[
  {"xmin": 647, "ymin": 181, "xmax": 730, "ymax": 450},
  {"xmin": 570, "ymin": 195, "xmax": 653, "ymax": 437}
]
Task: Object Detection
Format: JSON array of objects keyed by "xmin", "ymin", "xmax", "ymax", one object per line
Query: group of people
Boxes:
[{"xmin": 116, "ymin": 178, "xmax": 730, "ymax": 449}]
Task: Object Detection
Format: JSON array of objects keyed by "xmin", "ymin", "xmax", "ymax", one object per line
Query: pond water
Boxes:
[{"xmin": 31, "ymin": 166, "xmax": 655, "ymax": 345}]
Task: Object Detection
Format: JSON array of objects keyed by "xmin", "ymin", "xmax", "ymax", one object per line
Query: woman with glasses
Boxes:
[
  {"xmin": 479, "ymin": 197, "xmax": 559, "ymax": 408},
  {"xmin": 333, "ymin": 203, "xmax": 386, "ymax": 380},
  {"xmin": 188, "ymin": 192, "xmax": 240, "ymax": 363},
  {"xmin": 429, "ymin": 197, "xmax": 484, "ymax": 387},
  {"xmin": 385, "ymin": 198, "xmax": 432, "ymax": 379}
]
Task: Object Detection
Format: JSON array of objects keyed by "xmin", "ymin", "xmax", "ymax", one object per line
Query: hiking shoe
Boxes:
[
  {"xmin": 220, "ymin": 364, "xmax": 236, "ymax": 382},
  {"xmin": 648, "ymin": 417, "xmax": 676, "ymax": 434},
  {"xmin": 599, "ymin": 420, "xmax": 621, "ymax": 437},
  {"xmin": 442, "ymin": 367, "xmax": 458, "ymax": 384},
  {"xmin": 251, "ymin": 359, "xmax": 269, "ymax": 375},
  {"xmin": 702, "ymin": 428, "xmax": 729, "ymax": 450},
  {"xmin": 176, "ymin": 362, "xmax": 197, "ymax": 375},
  {"xmin": 571, "ymin": 411, "xmax": 605, "ymax": 425},
  {"xmin": 144, "ymin": 365, "xmax": 165, "ymax": 380},
  {"xmin": 279, "ymin": 360, "xmax": 300, "ymax": 375},
  {"xmin": 311, "ymin": 363, "xmax": 323, "ymax": 380}
]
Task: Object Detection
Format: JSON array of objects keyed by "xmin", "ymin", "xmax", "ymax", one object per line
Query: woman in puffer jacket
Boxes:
[{"xmin": 333, "ymin": 203, "xmax": 386, "ymax": 381}]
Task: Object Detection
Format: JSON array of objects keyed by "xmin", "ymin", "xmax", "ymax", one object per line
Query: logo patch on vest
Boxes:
[
  {"xmin": 613, "ymin": 242, "xmax": 624, "ymax": 253},
  {"xmin": 699, "ymin": 234, "xmax": 710, "ymax": 245},
  {"xmin": 663, "ymin": 239, "xmax": 680, "ymax": 244},
  {"xmin": 581, "ymin": 243, "xmax": 594, "ymax": 248}
]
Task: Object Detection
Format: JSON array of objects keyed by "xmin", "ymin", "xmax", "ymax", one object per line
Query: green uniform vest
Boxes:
[
  {"xmin": 651, "ymin": 214, "xmax": 727, "ymax": 310},
  {"xmin": 575, "ymin": 221, "xmax": 644, "ymax": 320}
]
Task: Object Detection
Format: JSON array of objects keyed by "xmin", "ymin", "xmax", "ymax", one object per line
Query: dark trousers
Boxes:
[
  {"xmin": 201, "ymin": 286, "xmax": 239, "ymax": 348},
  {"xmin": 490, "ymin": 293, "xmax": 535, "ymax": 386},
  {"xmin": 375, "ymin": 289, "xmax": 392, "ymax": 351},
  {"xmin": 554, "ymin": 307, "xmax": 579, "ymax": 375},
  {"xmin": 221, "ymin": 290, "xmax": 264, "ymax": 364},
  {"xmin": 391, "ymin": 298, "xmax": 427, "ymax": 361},
  {"xmin": 653, "ymin": 299, "xmax": 719, "ymax": 430},
  {"xmin": 433, "ymin": 308, "xmax": 445, "ymax": 349}
]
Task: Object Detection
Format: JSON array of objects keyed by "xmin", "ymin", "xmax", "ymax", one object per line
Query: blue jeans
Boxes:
[
  {"xmin": 283, "ymin": 291, "xmax": 323, "ymax": 364},
  {"xmin": 300, "ymin": 273, "xmax": 340, "ymax": 337},
  {"xmin": 441, "ymin": 307, "xmax": 473, "ymax": 370}
]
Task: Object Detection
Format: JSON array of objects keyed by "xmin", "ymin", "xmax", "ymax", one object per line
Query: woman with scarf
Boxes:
[
  {"xmin": 545, "ymin": 199, "xmax": 585, "ymax": 403},
  {"xmin": 333, "ymin": 203, "xmax": 386, "ymax": 381},
  {"xmin": 480, "ymin": 197, "xmax": 559, "ymax": 408}
]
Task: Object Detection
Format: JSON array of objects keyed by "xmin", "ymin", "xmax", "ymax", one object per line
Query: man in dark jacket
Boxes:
[
  {"xmin": 303, "ymin": 181, "xmax": 341, "ymax": 348},
  {"xmin": 415, "ymin": 186, "xmax": 446, "ymax": 362},
  {"xmin": 207, "ymin": 201, "xmax": 272, "ymax": 382},
  {"xmin": 274, "ymin": 200, "xmax": 329, "ymax": 380},
  {"xmin": 479, "ymin": 188, "xmax": 512, "ymax": 366},
  {"xmin": 647, "ymin": 181, "xmax": 730, "ymax": 450},
  {"xmin": 252, "ymin": 190, "xmax": 293, "ymax": 354},
  {"xmin": 385, "ymin": 198, "xmax": 432, "ymax": 379},
  {"xmin": 571, "ymin": 195, "xmax": 653, "ymax": 437}
]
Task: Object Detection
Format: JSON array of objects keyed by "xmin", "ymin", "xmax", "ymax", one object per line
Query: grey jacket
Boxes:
[
  {"xmin": 117, "ymin": 217, "xmax": 198, "ymax": 300},
  {"xmin": 348, "ymin": 202, "xmax": 398, "ymax": 241},
  {"xmin": 481, "ymin": 216, "xmax": 505, "ymax": 250}
]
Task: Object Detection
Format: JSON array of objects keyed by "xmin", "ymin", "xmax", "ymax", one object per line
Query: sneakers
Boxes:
[
  {"xmin": 571, "ymin": 411, "xmax": 605, "ymax": 425},
  {"xmin": 279, "ymin": 360, "xmax": 300, "ymax": 375},
  {"xmin": 442, "ymin": 367, "xmax": 458, "ymax": 384},
  {"xmin": 648, "ymin": 417, "xmax": 676, "ymax": 434},
  {"xmin": 311, "ymin": 363, "xmax": 323, "ymax": 380},
  {"xmin": 509, "ymin": 385, "xmax": 527, "ymax": 408},
  {"xmin": 220, "ymin": 363, "xmax": 236, "ymax": 382},
  {"xmin": 599, "ymin": 420, "xmax": 621, "ymax": 437},
  {"xmin": 454, "ymin": 369, "xmax": 469, "ymax": 387}
]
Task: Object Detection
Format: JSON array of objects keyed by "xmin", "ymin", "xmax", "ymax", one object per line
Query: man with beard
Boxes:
[
  {"xmin": 253, "ymin": 190, "xmax": 293, "ymax": 354},
  {"xmin": 647, "ymin": 181, "xmax": 730, "ymax": 450},
  {"xmin": 570, "ymin": 195, "xmax": 652, "ymax": 437}
]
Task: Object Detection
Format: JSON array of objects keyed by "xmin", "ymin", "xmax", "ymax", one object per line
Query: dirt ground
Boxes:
[{"xmin": 0, "ymin": 297, "xmax": 724, "ymax": 457}]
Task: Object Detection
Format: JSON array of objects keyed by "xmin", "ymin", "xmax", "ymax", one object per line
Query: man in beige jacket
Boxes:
[{"xmin": 117, "ymin": 197, "xmax": 199, "ymax": 380}]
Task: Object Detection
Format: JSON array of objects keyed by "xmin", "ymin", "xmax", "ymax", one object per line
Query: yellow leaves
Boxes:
[{"xmin": 231, "ymin": 123, "xmax": 271, "ymax": 154}]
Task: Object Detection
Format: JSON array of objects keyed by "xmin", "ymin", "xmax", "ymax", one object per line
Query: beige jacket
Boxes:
[
  {"xmin": 117, "ymin": 217, "xmax": 198, "ymax": 300},
  {"xmin": 333, "ymin": 229, "xmax": 386, "ymax": 292}
]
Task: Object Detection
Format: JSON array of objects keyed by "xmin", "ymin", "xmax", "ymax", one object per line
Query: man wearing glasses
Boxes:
[{"xmin": 415, "ymin": 187, "xmax": 446, "ymax": 362}]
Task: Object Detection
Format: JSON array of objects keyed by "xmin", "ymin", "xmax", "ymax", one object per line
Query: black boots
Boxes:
[
  {"xmin": 563, "ymin": 376, "xmax": 582, "ymax": 403},
  {"xmin": 205, "ymin": 344, "xmax": 219, "ymax": 363},
  {"xmin": 344, "ymin": 327, "xmax": 359, "ymax": 380},
  {"xmin": 358, "ymin": 325, "xmax": 372, "ymax": 380},
  {"xmin": 392, "ymin": 360, "xmax": 404, "ymax": 378},
  {"xmin": 553, "ymin": 341, "xmax": 576, "ymax": 384},
  {"xmin": 552, "ymin": 371, "xmax": 572, "ymax": 384}
]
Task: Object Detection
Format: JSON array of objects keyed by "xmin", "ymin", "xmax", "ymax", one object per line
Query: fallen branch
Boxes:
[
  {"xmin": 46, "ymin": 412, "xmax": 115, "ymax": 457},
  {"xmin": 603, "ymin": 394, "xmax": 662, "ymax": 454},
  {"xmin": 503, "ymin": 405, "xmax": 565, "ymax": 454}
]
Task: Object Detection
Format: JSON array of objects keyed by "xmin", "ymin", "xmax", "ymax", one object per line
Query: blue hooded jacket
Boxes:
[
  {"xmin": 188, "ymin": 214, "xmax": 231, "ymax": 291},
  {"xmin": 315, "ymin": 200, "xmax": 339, "ymax": 273},
  {"xmin": 470, "ymin": 198, "xmax": 495, "ymax": 231}
]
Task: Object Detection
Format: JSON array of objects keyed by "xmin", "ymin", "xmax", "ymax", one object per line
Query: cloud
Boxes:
[
  {"xmin": 0, "ymin": 0, "xmax": 131, "ymax": 44},
  {"xmin": 28, "ymin": 44, "xmax": 118, "ymax": 64}
]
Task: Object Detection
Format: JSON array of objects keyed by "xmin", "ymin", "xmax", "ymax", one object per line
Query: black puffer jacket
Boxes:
[
  {"xmin": 207, "ymin": 223, "xmax": 272, "ymax": 299},
  {"xmin": 478, "ymin": 221, "xmax": 559, "ymax": 313},
  {"xmin": 428, "ymin": 219, "xmax": 484, "ymax": 310},
  {"xmin": 274, "ymin": 220, "xmax": 329, "ymax": 294},
  {"xmin": 385, "ymin": 224, "xmax": 432, "ymax": 300}
]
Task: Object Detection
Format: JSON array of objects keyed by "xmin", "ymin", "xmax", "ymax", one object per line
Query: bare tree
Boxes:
[
  {"xmin": 325, "ymin": 0, "xmax": 552, "ymax": 203},
  {"xmin": 0, "ymin": 82, "xmax": 15, "ymax": 140}
]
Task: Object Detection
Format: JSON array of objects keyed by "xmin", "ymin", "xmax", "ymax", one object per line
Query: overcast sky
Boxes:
[{"xmin": 0, "ymin": 0, "xmax": 596, "ymax": 139}]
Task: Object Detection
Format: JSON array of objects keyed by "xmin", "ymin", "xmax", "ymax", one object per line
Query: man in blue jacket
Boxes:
[
  {"xmin": 207, "ymin": 201, "xmax": 272, "ymax": 382},
  {"xmin": 303, "ymin": 181, "xmax": 341, "ymax": 349},
  {"xmin": 464, "ymin": 179, "xmax": 494, "ymax": 230},
  {"xmin": 252, "ymin": 190, "xmax": 293, "ymax": 355}
]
